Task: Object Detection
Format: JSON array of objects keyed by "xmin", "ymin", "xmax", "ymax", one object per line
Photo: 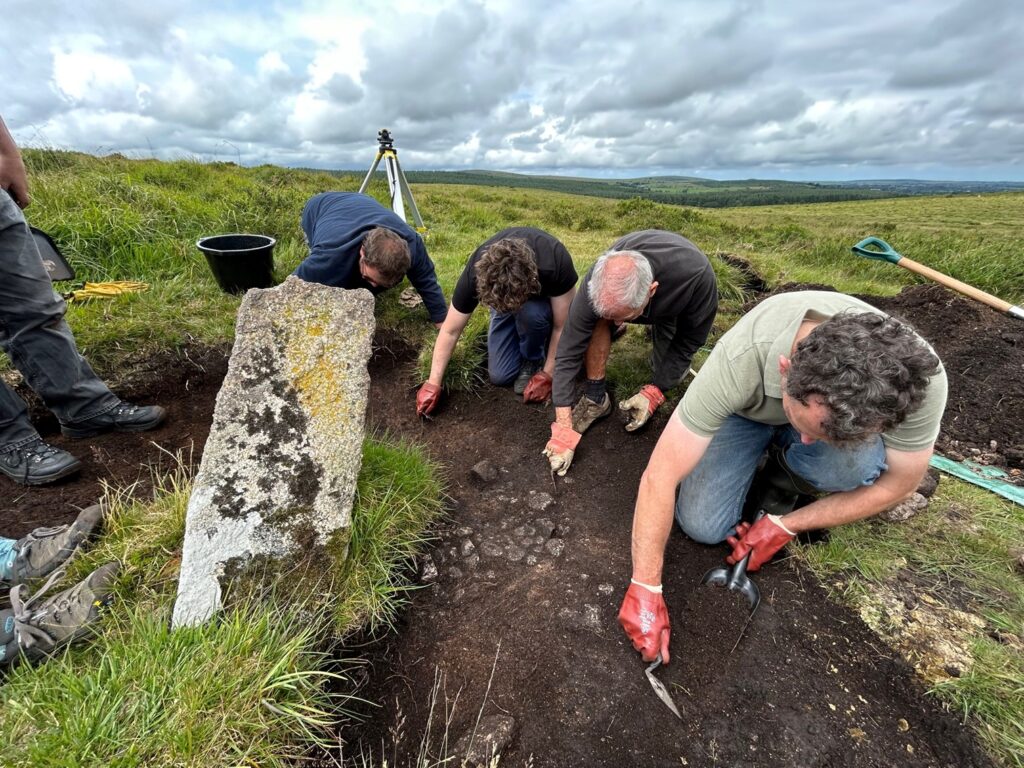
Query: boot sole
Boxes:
[
  {"xmin": 0, "ymin": 458, "xmax": 83, "ymax": 486},
  {"xmin": 60, "ymin": 410, "xmax": 167, "ymax": 439}
]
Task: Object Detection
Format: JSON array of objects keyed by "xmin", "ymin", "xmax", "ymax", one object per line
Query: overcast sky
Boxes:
[{"xmin": 4, "ymin": 0, "xmax": 1023, "ymax": 180}]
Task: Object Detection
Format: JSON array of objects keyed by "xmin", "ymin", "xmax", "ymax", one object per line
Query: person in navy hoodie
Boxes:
[{"xmin": 293, "ymin": 192, "xmax": 447, "ymax": 326}]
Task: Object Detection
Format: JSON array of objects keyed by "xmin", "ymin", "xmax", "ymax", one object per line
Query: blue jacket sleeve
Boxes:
[{"xmin": 406, "ymin": 238, "xmax": 448, "ymax": 323}]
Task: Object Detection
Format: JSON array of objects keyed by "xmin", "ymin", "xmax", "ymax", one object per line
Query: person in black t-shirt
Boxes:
[{"xmin": 416, "ymin": 228, "xmax": 578, "ymax": 416}]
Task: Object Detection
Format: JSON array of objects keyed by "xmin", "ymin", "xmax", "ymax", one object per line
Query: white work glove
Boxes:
[
  {"xmin": 618, "ymin": 385, "xmax": 666, "ymax": 432},
  {"xmin": 542, "ymin": 423, "xmax": 581, "ymax": 476}
]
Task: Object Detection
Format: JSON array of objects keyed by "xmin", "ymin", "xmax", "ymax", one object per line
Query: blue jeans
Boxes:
[
  {"xmin": 675, "ymin": 415, "xmax": 888, "ymax": 544},
  {"xmin": 487, "ymin": 298, "xmax": 553, "ymax": 386},
  {"xmin": 0, "ymin": 191, "xmax": 119, "ymax": 450}
]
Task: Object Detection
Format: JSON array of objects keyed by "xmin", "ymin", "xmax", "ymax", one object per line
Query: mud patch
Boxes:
[{"xmin": 0, "ymin": 346, "xmax": 228, "ymax": 537}]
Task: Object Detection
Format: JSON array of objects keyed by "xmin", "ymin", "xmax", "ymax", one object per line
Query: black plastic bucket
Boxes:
[{"xmin": 197, "ymin": 234, "xmax": 276, "ymax": 294}]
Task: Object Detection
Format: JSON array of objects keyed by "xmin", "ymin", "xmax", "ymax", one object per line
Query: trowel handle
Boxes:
[
  {"xmin": 727, "ymin": 552, "xmax": 752, "ymax": 587},
  {"xmin": 728, "ymin": 509, "xmax": 766, "ymax": 584}
]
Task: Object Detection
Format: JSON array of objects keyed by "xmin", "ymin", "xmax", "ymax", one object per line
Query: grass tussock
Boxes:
[{"xmin": 0, "ymin": 437, "xmax": 443, "ymax": 768}]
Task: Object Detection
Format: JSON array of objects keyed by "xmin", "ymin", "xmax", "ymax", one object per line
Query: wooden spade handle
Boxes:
[{"xmin": 897, "ymin": 256, "xmax": 1015, "ymax": 314}]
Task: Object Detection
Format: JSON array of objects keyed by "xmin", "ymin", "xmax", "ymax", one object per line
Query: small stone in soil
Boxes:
[
  {"xmin": 534, "ymin": 517, "xmax": 556, "ymax": 537},
  {"xmin": 480, "ymin": 539, "xmax": 505, "ymax": 558},
  {"xmin": 544, "ymin": 539, "xmax": 565, "ymax": 557},
  {"xmin": 465, "ymin": 554, "xmax": 480, "ymax": 569},
  {"xmin": 506, "ymin": 545, "xmax": 527, "ymax": 562},
  {"xmin": 880, "ymin": 492, "xmax": 928, "ymax": 523},
  {"xmin": 470, "ymin": 459, "xmax": 498, "ymax": 484},
  {"xmin": 528, "ymin": 492, "xmax": 554, "ymax": 511},
  {"xmin": 583, "ymin": 604, "xmax": 602, "ymax": 631},
  {"xmin": 452, "ymin": 715, "xmax": 517, "ymax": 768},
  {"xmin": 916, "ymin": 471, "xmax": 939, "ymax": 498},
  {"xmin": 418, "ymin": 554, "xmax": 438, "ymax": 584},
  {"xmin": 598, "ymin": 583, "xmax": 614, "ymax": 595},
  {"xmin": 460, "ymin": 539, "xmax": 476, "ymax": 557}
]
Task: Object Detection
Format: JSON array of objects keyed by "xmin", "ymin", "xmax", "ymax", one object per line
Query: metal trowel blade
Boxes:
[{"xmin": 644, "ymin": 657, "xmax": 682, "ymax": 719}]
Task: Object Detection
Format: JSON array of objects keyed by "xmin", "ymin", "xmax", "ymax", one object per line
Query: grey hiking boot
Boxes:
[
  {"xmin": 513, "ymin": 359, "xmax": 544, "ymax": 396},
  {"xmin": 1, "ymin": 562, "xmax": 119, "ymax": 666},
  {"xmin": 61, "ymin": 401, "xmax": 167, "ymax": 439},
  {"xmin": 0, "ymin": 438, "xmax": 82, "ymax": 486},
  {"xmin": 3, "ymin": 503, "xmax": 105, "ymax": 586},
  {"xmin": 571, "ymin": 392, "xmax": 613, "ymax": 434}
]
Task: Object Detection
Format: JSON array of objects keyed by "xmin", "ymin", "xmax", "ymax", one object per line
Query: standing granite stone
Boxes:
[{"xmin": 172, "ymin": 277, "xmax": 374, "ymax": 627}]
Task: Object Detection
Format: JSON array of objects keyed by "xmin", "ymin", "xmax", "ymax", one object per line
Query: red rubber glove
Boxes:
[
  {"xmin": 618, "ymin": 384, "xmax": 665, "ymax": 432},
  {"xmin": 522, "ymin": 371, "xmax": 552, "ymax": 403},
  {"xmin": 416, "ymin": 382, "xmax": 441, "ymax": 416},
  {"xmin": 725, "ymin": 514, "xmax": 795, "ymax": 572},
  {"xmin": 618, "ymin": 581, "xmax": 671, "ymax": 663}
]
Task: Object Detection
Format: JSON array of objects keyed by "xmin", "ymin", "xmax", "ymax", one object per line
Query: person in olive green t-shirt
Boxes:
[{"xmin": 617, "ymin": 291, "xmax": 947, "ymax": 665}]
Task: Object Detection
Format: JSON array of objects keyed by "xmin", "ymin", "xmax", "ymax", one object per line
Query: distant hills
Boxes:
[{"xmin": 325, "ymin": 167, "xmax": 1024, "ymax": 208}]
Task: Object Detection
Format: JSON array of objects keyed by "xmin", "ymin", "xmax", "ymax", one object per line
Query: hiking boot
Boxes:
[
  {"xmin": 3, "ymin": 503, "xmax": 105, "ymax": 586},
  {"xmin": 513, "ymin": 359, "xmax": 544, "ymax": 396},
  {"xmin": 1, "ymin": 562, "xmax": 119, "ymax": 666},
  {"xmin": 61, "ymin": 402, "xmax": 167, "ymax": 439},
  {"xmin": 0, "ymin": 439, "xmax": 82, "ymax": 486},
  {"xmin": 571, "ymin": 392, "xmax": 613, "ymax": 434}
]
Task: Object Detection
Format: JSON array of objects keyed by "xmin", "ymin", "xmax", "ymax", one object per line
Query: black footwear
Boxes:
[
  {"xmin": 513, "ymin": 360, "xmax": 543, "ymax": 396},
  {"xmin": 2, "ymin": 562, "xmax": 119, "ymax": 666},
  {"xmin": 61, "ymin": 402, "xmax": 167, "ymax": 439},
  {"xmin": 0, "ymin": 439, "xmax": 82, "ymax": 486},
  {"xmin": 5, "ymin": 503, "xmax": 105, "ymax": 585}
]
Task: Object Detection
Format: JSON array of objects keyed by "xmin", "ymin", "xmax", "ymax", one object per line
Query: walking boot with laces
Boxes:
[
  {"xmin": 571, "ymin": 392, "xmax": 613, "ymax": 434},
  {"xmin": 0, "ymin": 438, "xmax": 82, "ymax": 486},
  {"xmin": 2, "ymin": 502, "xmax": 105, "ymax": 585},
  {"xmin": 61, "ymin": 401, "xmax": 166, "ymax": 439},
  {"xmin": 0, "ymin": 562, "xmax": 119, "ymax": 666}
]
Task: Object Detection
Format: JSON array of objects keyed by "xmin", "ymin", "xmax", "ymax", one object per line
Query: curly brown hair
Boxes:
[
  {"xmin": 786, "ymin": 311, "xmax": 941, "ymax": 444},
  {"xmin": 474, "ymin": 237, "xmax": 541, "ymax": 313},
  {"xmin": 362, "ymin": 227, "xmax": 411, "ymax": 286}
]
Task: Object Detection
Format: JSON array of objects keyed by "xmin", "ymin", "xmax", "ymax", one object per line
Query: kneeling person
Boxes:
[
  {"xmin": 618, "ymin": 291, "xmax": 947, "ymax": 664},
  {"xmin": 543, "ymin": 230, "xmax": 718, "ymax": 476},
  {"xmin": 293, "ymin": 192, "xmax": 447, "ymax": 326},
  {"xmin": 417, "ymin": 228, "xmax": 577, "ymax": 416}
]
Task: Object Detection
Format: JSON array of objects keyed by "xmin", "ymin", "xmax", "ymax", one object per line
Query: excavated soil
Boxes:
[{"xmin": 2, "ymin": 282, "xmax": 1020, "ymax": 767}]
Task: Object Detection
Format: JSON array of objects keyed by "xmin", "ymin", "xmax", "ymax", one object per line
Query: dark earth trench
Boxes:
[{"xmin": 1, "ymin": 283, "xmax": 1021, "ymax": 767}]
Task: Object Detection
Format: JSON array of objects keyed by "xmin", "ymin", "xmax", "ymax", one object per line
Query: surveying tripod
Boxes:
[{"xmin": 358, "ymin": 128, "xmax": 426, "ymax": 233}]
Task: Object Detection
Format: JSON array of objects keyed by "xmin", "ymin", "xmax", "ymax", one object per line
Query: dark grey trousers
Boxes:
[{"xmin": 0, "ymin": 190, "xmax": 118, "ymax": 450}]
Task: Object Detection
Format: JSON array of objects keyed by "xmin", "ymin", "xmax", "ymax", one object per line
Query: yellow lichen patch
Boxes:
[
  {"xmin": 279, "ymin": 307, "xmax": 373, "ymax": 480},
  {"xmin": 853, "ymin": 584, "xmax": 985, "ymax": 684}
]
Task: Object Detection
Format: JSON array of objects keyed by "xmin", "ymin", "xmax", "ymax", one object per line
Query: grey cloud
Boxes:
[{"xmin": 323, "ymin": 74, "xmax": 363, "ymax": 103}]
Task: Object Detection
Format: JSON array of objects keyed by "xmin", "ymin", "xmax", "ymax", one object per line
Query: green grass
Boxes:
[
  {"xmin": 0, "ymin": 437, "xmax": 443, "ymax": 767},
  {"xmin": 8, "ymin": 149, "xmax": 1024, "ymax": 766}
]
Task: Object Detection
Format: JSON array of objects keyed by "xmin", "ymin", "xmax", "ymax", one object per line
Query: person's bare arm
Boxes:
[
  {"xmin": 630, "ymin": 416, "xmax": 713, "ymax": 584},
  {"xmin": 543, "ymin": 288, "xmax": 576, "ymax": 378},
  {"xmin": 780, "ymin": 445, "xmax": 933, "ymax": 534},
  {"xmin": 0, "ymin": 116, "xmax": 30, "ymax": 208},
  {"xmin": 426, "ymin": 307, "xmax": 472, "ymax": 386}
]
